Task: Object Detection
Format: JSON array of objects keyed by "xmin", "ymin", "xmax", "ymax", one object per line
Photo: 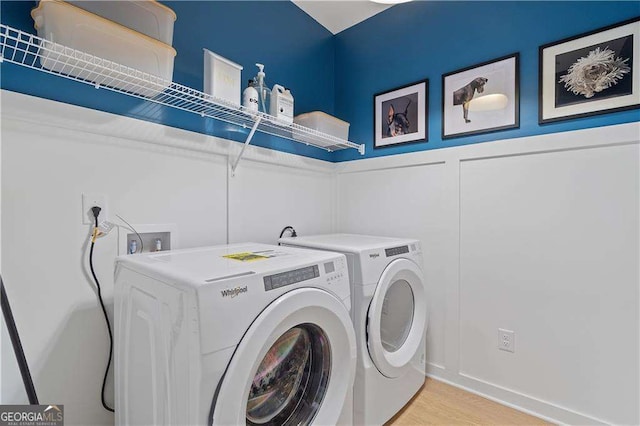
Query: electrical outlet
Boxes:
[
  {"xmin": 82, "ymin": 193, "xmax": 108, "ymax": 225},
  {"xmin": 498, "ymin": 328, "xmax": 515, "ymax": 353}
]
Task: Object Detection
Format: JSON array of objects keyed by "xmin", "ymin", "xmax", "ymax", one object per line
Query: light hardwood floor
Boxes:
[{"xmin": 387, "ymin": 378, "xmax": 551, "ymax": 425}]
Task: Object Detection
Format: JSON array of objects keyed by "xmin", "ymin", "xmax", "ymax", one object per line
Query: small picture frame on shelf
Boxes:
[
  {"xmin": 539, "ymin": 17, "xmax": 640, "ymax": 124},
  {"xmin": 374, "ymin": 79, "xmax": 428, "ymax": 149},
  {"xmin": 442, "ymin": 53, "xmax": 519, "ymax": 139}
]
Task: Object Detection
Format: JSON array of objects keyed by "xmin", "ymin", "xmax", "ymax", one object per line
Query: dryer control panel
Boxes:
[
  {"xmin": 323, "ymin": 257, "xmax": 347, "ymax": 285},
  {"xmin": 385, "ymin": 245, "xmax": 409, "ymax": 257}
]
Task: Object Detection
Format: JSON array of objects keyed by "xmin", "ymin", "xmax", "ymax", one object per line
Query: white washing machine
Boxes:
[
  {"xmin": 280, "ymin": 234, "xmax": 427, "ymax": 426},
  {"xmin": 114, "ymin": 243, "xmax": 357, "ymax": 426}
]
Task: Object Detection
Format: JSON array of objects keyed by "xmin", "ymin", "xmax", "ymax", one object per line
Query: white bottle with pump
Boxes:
[
  {"xmin": 270, "ymin": 84, "xmax": 294, "ymax": 124},
  {"xmin": 254, "ymin": 63, "xmax": 271, "ymax": 114},
  {"xmin": 242, "ymin": 79, "xmax": 259, "ymax": 112}
]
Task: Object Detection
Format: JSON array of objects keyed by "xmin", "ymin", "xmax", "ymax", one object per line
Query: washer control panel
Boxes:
[{"xmin": 263, "ymin": 265, "xmax": 320, "ymax": 291}]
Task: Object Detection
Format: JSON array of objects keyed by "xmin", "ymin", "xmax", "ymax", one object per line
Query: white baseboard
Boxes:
[{"xmin": 426, "ymin": 370, "xmax": 606, "ymax": 425}]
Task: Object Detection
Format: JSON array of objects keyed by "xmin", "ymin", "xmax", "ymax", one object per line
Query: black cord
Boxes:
[
  {"xmin": 89, "ymin": 211, "xmax": 115, "ymax": 413},
  {"xmin": 278, "ymin": 226, "xmax": 298, "ymax": 241}
]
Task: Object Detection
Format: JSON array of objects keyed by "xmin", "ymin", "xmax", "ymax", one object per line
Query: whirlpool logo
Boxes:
[{"xmin": 220, "ymin": 286, "xmax": 248, "ymax": 298}]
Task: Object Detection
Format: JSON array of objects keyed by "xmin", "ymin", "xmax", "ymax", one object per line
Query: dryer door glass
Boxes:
[
  {"xmin": 380, "ymin": 279, "xmax": 414, "ymax": 353},
  {"xmin": 367, "ymin": 258, "xmax": 427, "ymax": 378},
  {"xmin": 246, "ymin": 324, "xmax": 330, "ymax": 426}
]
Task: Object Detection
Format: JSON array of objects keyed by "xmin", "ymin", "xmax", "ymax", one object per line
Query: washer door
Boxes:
[
  {"xmin": 367, "ymin": 258, "xmax": 427, "ymax": 378},
  {"xmin": 211, "ymin": 288, "xmax": 356, "ymax": 426}
]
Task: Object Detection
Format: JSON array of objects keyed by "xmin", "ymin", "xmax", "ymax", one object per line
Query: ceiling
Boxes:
[{"xmin": 291, "ymin": 1, "xmax": 394, "ymax": 34}]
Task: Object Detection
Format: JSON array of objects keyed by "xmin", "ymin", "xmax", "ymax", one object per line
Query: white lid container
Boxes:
[
  {"xmin": 31, "ymin": 0, "xmax": 176, "ymax": 97},
  {"xmin": 203, "ymin": 49, "xmax": 243, "ymax": 107},
  {"xmin": 294, "ymin": 111, "xmax": 350, "ymax": 141},
  {"xmin": 66, "ymin": 0, "xmax": 176, "ymax": 45}
]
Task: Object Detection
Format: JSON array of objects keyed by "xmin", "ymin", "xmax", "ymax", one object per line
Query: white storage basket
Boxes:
[
  {"xmin": 67, "ymin": 0, "xmax": 176, "ymax": 45},
  {"xmin": 31, "ymin": 0, "xmax": 176, "ymax": 97},
  {"xmin": 294, "ymin": 111, "xmax": 350, "ymax": 141}
]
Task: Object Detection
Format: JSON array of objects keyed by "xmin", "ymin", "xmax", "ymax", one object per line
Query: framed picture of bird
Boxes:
[
  {"xmin": 442, "ymin": 53, "xmax": 520, "ymax": 139},
  {"xmin": 539, "ymin": 17, "xmax": 640, "ymax": 124},
  {"xmin": 374, "ymin": 79, "xmax": 428, "ymax": 149}
]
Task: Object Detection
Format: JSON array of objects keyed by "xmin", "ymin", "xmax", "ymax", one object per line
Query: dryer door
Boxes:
[
  {"xmin": 367, "ymin": 258, "xmax": 427, "ymax": 378},
  {"xmin": 211, "ymin": 288, "xmax": 356, "ymax": 426}
]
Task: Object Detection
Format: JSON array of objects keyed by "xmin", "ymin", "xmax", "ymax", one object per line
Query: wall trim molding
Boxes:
[
  {"xmin": 426, "ymin": 363, "xmax": 610, "ymax": 425},
  {"xmin": 5, "ymin": 90, "xmax": 637, "ymax": 177},
  {"xmin": 3, "ymin": 90, "xmax": 638, "ymax": 424},
  {"xmin": 426, "ymin": 371, "xmax": 584, "ymax": 426},
  {"xmin": 0, "ymin": 90, "xmax": 335, "ymax": 176},
  {"xmin": 339, "ymin": 122, "xmax": 639, "ymax": 425},
  {"xmin": 336, "ymin": 121, "xmax": 640, "ymax": 174},
  {"xmin": 457, "ymin": 371, "xmax": 608, "ymax": 425}
]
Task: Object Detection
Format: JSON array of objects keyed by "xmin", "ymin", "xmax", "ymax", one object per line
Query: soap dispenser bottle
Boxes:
[{"xmin": 254, "ymin": 63, "xmax": 271, "ymax": 114}]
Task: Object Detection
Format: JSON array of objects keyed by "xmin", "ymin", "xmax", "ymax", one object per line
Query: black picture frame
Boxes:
[
  {"xmin": 539, "ymin": 17, "xmax": 640, "ymax": 124},
  {"xmin": 373, "ymin": 79, "xmax": 428, "ymax": 149},
  {"xmin": 442, "ymin": 53, "xmax": 520, "ymax": 139}
]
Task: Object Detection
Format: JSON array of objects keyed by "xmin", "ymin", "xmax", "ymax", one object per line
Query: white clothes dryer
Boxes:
[
  {"xmin": 114, "ymin": 243, "xmax": 356, "ymax": 426},
  {"xmin": 280, "ymin": 234, "xmax": 427, "ymax": 426}
]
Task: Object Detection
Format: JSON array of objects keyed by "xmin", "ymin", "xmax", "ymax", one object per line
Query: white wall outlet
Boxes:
[
  {"xmin": 498, "ymin": 328, "xmax": 515, "ymax": 353},
  {"xmin": 82, "ymin": 193, "xmax": 108, "ymax": 225}
]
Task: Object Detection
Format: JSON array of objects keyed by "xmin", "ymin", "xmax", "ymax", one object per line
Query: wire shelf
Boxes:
[{"xmin": 0, "ymin": 24, "xmax": 364, "ymax": 155}]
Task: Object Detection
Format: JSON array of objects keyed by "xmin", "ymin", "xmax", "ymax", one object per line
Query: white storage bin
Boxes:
[
  {"xmin": 31, "ymin": 0, "xmax": 176, "ymax": 97},
  {"xmin": 203, "ymin": 49, "xmax": 243, "ymax": 107},
  {"xmin": 294, "ymin": 111, "xmax": 350, "ymax": 141},
  {"xmin": 66, "ymin": 0, "xmax": 176, "ymax": 45}
]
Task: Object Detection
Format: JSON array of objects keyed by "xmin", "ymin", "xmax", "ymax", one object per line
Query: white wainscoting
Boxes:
[
  {"xmin": 336, "ymin": 122, "xmax": 640, "ymax": 425},
  {"xmin": 228, "ymin": 161, "xmax": 335, "ymax": 244},
  {"xmin": 2, "ymin": 90, "xmax": 638, "ymax": 425},
  {"xmin": 0, "ymin": 91, "xmax": 334, "ymax": 425}
]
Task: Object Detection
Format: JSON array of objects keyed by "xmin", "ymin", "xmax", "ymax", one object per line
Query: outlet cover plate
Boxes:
[{"xmin": 498, "ymin": 328, "xmax": 515, "ymax": 353}]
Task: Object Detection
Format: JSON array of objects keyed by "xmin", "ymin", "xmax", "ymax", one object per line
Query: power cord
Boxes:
[
  {"xmin": 88, "ymin": 206, "xmax": 115, "ymax": 413},
  {"xmin": 278, "ymin": 226, "xmax": 297, "ymax": 245}
]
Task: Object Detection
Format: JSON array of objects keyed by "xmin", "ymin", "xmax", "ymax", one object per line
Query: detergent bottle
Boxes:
[{"xmin": 270, "ymin": 84, "xmax": 294, "ymax": 124}]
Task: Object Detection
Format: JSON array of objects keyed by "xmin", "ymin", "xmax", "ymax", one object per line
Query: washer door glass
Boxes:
[
  {"xmin": 380, "ymin": 279, "xmax": 414, "ymax": 353},
  {"xmin": 246, "ymin": 324, "xmax": 331, "ymax": 426}
]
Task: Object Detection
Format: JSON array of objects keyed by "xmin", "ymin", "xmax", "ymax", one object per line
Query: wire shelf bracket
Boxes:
[
  {"xmin": 231, "ymin": 116, "xmax": 261, "ymax": 176},
  {"xmin": 0, "ymin": 24, "xmax": 365, "ymax": 171}
]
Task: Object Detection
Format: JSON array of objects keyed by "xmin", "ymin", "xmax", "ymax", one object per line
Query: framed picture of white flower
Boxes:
[{"xmin": 539, "ymin": 17, "xmax": 640, "ymax": 124}]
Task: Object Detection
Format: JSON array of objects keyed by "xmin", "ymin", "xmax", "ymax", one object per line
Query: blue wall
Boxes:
[
  {"xmin": 333, "ymin": 1, "xmax": 640, "ymax": 161},
  {"xmin": 1, "ymin": 1, "xmax": 639, "ymax": 162},
  {"xmin": 0, "ymin": 0, "xmax": 336, "ymax": 160}
]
